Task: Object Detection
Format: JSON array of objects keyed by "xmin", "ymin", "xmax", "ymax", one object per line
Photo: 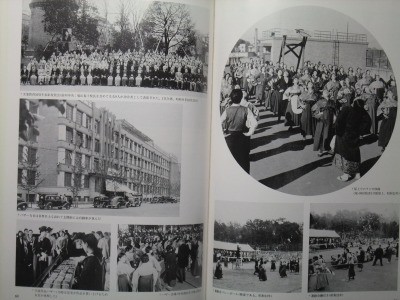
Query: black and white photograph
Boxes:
[
  {"xmin": 213, "ymin": 201, "xmax": 303, "ymax": 293},
  {"xmin": 308, "ymin": 202, "xmax": 399, "ymax": 292},
  {"xmin": 20, "ymin": 0, "xmax": 209, "ymax": 94},
  {"xmin": 17, "ymin": 99, "xmax": 182, "ymax": 216},
  {"xmin": 220, "ymin": 6, "xmax": 397, "ymax": 196},
  {"xmin": 15, "ymin": 220, "xmax": 111, "ymax": 290},
  {"xmin": 117, "ymin": 223, "xmax": 203, "ymax": 292}
]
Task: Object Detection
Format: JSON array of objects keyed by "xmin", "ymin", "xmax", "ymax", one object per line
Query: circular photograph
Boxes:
[{"xmin": 220, "ymin": 6, "xmax": 398, "ymax": 196}]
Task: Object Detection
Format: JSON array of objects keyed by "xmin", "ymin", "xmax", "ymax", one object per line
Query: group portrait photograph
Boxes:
[{"xmin": 20, "ymin": 0, "xmax": 210, "ymax": 95}]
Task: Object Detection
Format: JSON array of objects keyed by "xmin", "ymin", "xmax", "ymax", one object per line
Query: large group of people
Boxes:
[
  {"xmin": 214, "ymin": 247, "xmax": 301, "ymax": 283},
  {"xmin": 117, "ymin": 225, "xmax": 202, "ymax": 292},
  {"xmin": 20, "ymin": 49, "xmax": 207, "ymax": 92},
  {"xmin": 16, "ymin": 226, "xmax": 110, "ymax": 290},
  {"xmin": 221, "ymin": 58, "xmax": 397, "ymax": 181},
  {"xmin": 308, "ymin": 240, "xmax": 399, "ymax": 291}
]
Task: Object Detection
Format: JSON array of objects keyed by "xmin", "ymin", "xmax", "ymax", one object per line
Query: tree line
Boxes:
[
  {"xmin": 310, "ymin": 210, "xmax": 399, "ymax": 239},
  {"xmin": 214, "ymin": 218, "xmax": 302, "ymax": 250}
]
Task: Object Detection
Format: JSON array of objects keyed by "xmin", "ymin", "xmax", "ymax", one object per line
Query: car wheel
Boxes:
[
  {"xmin": 116, "ymin": 203, "xmax": 121, "ymax": 209},
  {"xmin": 21, "ymin": 204, "xmax": 27, "ymax": 210},
  {"xmin": 102, "ymin": 202, "xmax": 107, "ymax": 208},
  {"xmin": 126, "ymin": 203, "xmax": 130, "ymax": 208},
  {"xmin": 65, "ymin": 204, "xmax": 70, "ymax": 210},
  {"xmin": 47, "ymin": 203, "xmax": 53, "ymax": 210},
  {"xmin": 93, "ymin": 205, "xmax": 97, "ymax": 208}
]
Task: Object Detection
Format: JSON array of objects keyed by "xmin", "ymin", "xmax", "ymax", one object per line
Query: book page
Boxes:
[
  {"xmin": 0, "ymin": 0, "xmax": 214, "ymax": 300},
  {"xmin": 207, "ymin": 0, "xmax": 400, "ymax": 299}
]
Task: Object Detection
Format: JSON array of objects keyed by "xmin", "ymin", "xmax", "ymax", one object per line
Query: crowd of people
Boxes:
[
  {"xmin": 20, "ymin": 49, "xmax": 207, "ymax": 92},
  {"xmin": 214, "ymin": 246, "xmax": 301, "ymax": 282},
  {"xmin": 221, "ymin": 58, "xmax": 397, "ymax": 181},
  {"xmin": 16, "ymin": 226, "xmax": 110, "ymax": 290},
  {"xmin": 308, "ymin": 240, "xmax": 399, "ymax": 291},
  {"xmin": 117, "ymin": 225, "xmax": 203, "ymax": 292}
]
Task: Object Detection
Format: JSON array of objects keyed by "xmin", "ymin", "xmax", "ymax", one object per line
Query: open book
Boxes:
[{"xmin": 0, "ymin": 0, "xmax": 399, "ymax": 299}]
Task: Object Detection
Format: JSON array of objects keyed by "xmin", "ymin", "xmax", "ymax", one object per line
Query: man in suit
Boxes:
[
  {"xmin": 372, "ymin": 245, "xmax": 384, "ymax": 266},
  {"xmin": 177, "ymin": 239, "xmax": 190, "ymax": 283}
]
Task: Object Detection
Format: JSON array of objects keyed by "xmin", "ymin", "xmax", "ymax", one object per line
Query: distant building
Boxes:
[{"xmin": 18, "ymin": 100, "xmax": 180, "ymax": 203}]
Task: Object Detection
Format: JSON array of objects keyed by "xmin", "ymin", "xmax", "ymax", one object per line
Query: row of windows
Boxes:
[
  {"xmin": 17, "ymin": 169, "xmax": 36, "ymax": 185},
  {"xmin": 65, "ymin": 104, "xmax": 97, "ymax": 132},
  {"xmin": 65, "ymin": 126, "xmax": 100, "ymax": 153},
  {"xmin": 64, "ymin": 172, "xmax": 90, "ymax": 188},
  {"xmin": 18, "ymin": 146, "xmax": 37, "ymax": 164}
]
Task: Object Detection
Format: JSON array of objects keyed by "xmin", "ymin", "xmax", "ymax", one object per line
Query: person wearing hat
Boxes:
[
  {"xmin": 34, "ymin": 226, "xmax": 52, "ymax": 278},
  {"xmin": 221, "ymin": 88, "xmax": 258, "ymax": 173}
]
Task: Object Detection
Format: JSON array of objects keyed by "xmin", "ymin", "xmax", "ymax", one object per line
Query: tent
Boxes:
[
  {"xmin": 309, "ymin": 229, "xmax": 340, "ymax": 238},
  {"xmin": 309, "ymin": 229, "xmax": 341, "ymax": 250},
  {"xmin": 214, "ymin": 241, "xmax": 255, "ymax": 252}
]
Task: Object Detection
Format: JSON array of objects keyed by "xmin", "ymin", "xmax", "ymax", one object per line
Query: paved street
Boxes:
[
  {"xmin": 248, "ymin": 101, "xmax": 383, "ymax": 196},
  {"xmin": 213, "ymin": 261, "xmax": 301, "ymax": 293},
  {"xmin": 23, "ymin": 202, "xmax": 179, "ymax": 217},
  {"xmin": 20, "ymin": 84, "xmax": 206, "ymax": 98},
  {"xmin": 309, "ymin": 248, "xmax": 398, "ymax": 292}
]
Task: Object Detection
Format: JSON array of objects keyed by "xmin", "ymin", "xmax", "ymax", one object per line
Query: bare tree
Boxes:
[
  {"xmin": 145, "ymin": 2, "xmax": 194, "ymax": 54},
  {"xmin": 19, "ymin": 144, "xmax": 45, "ymax": 207}
]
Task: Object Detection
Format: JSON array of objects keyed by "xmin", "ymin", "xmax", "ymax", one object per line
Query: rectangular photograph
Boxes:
[
  {"xmin": 308, "ymin": 202, "xmax": 399, "ymax": 292},
  {"xmin": 15, "ymin": 220, "xmax": 111, "ymax": 290},
  {"xmin": 20, "ymin": 0, "xmax": 209, "ymax": 95},
  {"xmin": 117, "ymin": 223, "xmax": 203, "ymax": 292},
  {"xmin": 17, "ymin": 99, "xmax": 182, "ymax": 217},
  {"xmin": 213, "ymin": 201, "xmax": 303, "ymax": 293}
]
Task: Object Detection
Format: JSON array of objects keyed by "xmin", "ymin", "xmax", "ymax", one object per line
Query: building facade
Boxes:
[{"xmin": 17, "ymin": 100, "xmax": 180, "ymax": 203}]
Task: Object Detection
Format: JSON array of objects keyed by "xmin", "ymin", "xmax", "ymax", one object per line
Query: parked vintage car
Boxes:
[
  {"xmin": 151, "ymin": 196, "xmax": 177, "ymax": 204},
  {"xmin": 93, "ymin": 195, "xmax": 110, "ymax": 208},
  {"xmin": 38, "ymin": 195, "xmax": 70, "ymax": 210},
  {"xmin": 127, "ymin": 195, "xmax": 143, "ymax": 207},
  {"xmin": 97, "ymin": 196, "xmax": 130, "ymax": 208},
  {"xmin": 17, "ymin": 197, "xmax": 28, "ymax": 210}
]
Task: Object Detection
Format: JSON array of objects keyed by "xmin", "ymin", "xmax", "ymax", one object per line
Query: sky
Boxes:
[
  {"xmin": 22, "ymin": 0, "xmax": 210, "ymax": 35},
  {"xmin": 215, "ymin": 201, "xmax": 303, "ymax": 225},
  {"xmin": 311, "ymin": 203, "xmax": 399, "ymax": 222},
  {"xmin": 241, "ymin": 6, "xmax": 381, "ymax": 49},
  {"xmin": 96, "ymin": 101, "xmax": 183, "ymax": 161},
  {"xmin": 17, "ymin": 219, "xmax": 110, "ymax": 234}
]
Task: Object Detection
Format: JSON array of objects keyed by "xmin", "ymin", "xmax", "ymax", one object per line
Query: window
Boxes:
[
  {"xmin": 94, "ymin": 139, "xmax": 100, "ymax": 153},
  {"xmin": 87, "ymin": 136, "xmax": 92, "ymax": 150},
  {"xmin": 86, "ymin": 116, "xmax": 92, "ymax": 129},
  {"xmin": 27, "ymin": 170, "xmax": 36, "ymax": 185},
  {"xmin": 65, "ymin": 150, "xmax": 72, "ymax": 166},
  {"xmin": 18, "ymin": 169, "xmax": 22, "ymax": 184},
  {"xmin": 18, "ymin": 145, "xmax": 24, "ymax": 162},
  {"xmin": 64, "ymin": 172, "xmax": 72, "ymax": 187},
  {"xmin": 95, "ymin": 120, "xmax": 100, "ymax": 134},
  {"xmin": 76, "ymin": 131, "xmax": 83, "ymax": 147},
  {"xmin": 85, "ymin": 155, "xmax": 90, "ymax": 169},
  {"xmin": 94, "ymin": 158, "xmax": 99, "ymax": 171},
  {"xmin": 84, "ymin": 175, "xmax": 89, "ymax": 188},
  {"xmin": 66, "ymin": 127, "xmax": 73, "ymax": 143},
  {"xmin": 76, "ymin": 110, "xmax": 83, "ymax": 125},
  {"xmin": 74, "ymin": 174, "xmax": 81, "ymax": 188},
  {"xmin": 75, "ymin": 153, "xmax": 82, "ymax": 167},
  {"xmin": 66, "ymin": 104, "xmax": 73, "ymax": 121},
  {"xmin": 27, "ymin": 147, "xmax": 37, "ymax": 163}
]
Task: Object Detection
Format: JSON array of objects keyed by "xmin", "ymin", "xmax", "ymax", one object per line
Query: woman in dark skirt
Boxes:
[
  {"xmin": 270, "ymin": 259, "xmax": 276, "ymax": 271},
  {"xmin": 214, "ymin": 260, "xmax": 223, "ymax": 279},
  {"xmin": 221, "ymin": 88, "xmax": 258, "ymax": 173},
  {"xmin": 377, "ymin": 90, "xmax": 397, "ymax": 152},
  {"xmin": 299, "ymin": 82, "xmax": 317, "ymax": 138},
  {"xmin": 312, "ymin": 90, "xmax": 336, "ymax": 156},
  {"xmin": 346, "ymin": 249, "xmax": 356, "ymax": 281},
  {"xmin": 334, "ymin": 98, "xmax": 371, "ymax": 181}
]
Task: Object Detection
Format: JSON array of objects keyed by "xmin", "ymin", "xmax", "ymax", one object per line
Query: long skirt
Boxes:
[
  {"xmin": 313, "ymin": 121, "xmax": 333, "ymax": 152},
  {"xmin": 214, "ymin": 266, "xmax": 223, "ymax": 279},
  {"xmin": 301, "ymin": 103, "xmax": 315, "ymax": 136},
  {"xmin": 316, "ymin": 273, "xmax": 329, "ymax": 290},
  {"xmin": 225, "ymin": 133, "xmax": 251, "ymax": 173},
  {"xmin": 265, "ymin": 90, "xmax": 273, "ymax": 109},
  {"xmin": 118, "ymin": 274, "xmax": 132, "ymax": 291},
  {"xmin": 334, "ymin": 153, "xmax": 360, "ymax": 175},
  {"xmin": 348, "ymin": 264, "xmax": 355, "ymax": 279},
  {"xmin": 365, "ymin": 99, "xmax": 377, "ymax": 134},
  {"xmin": 270, "ymin": 91, "xmax": 281, "ymax": 115},
  {"xmin": 285, "ymin": 101, "xmax": 301, "ymax": 127},
  {"xmin": 378, "ymin": 108, "xmax": 397, "ymax": 148}
]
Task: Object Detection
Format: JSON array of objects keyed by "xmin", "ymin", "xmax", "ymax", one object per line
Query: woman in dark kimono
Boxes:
[
  {"xmin": 312, "ymin": 90, "xmax": 336, "ymax": 156},
  {"xmin": 334, "ymin": 98, "xmax": 371, "ymax": 181},
  {"xmin": 273, "ymin": 70, "xmax": 291, "ymax": 122},
  {"xmin": 163, "ymin": 245, "xmax": 177, "ymax": 288},
  {"xmin": 214, "ymin": 260, "xmax": 223, "ymax": 279},
  {"xmin": 377, "ymin": 90, "xmax": 397, "ymax": 152},
  {"xmin": 73, "ymin": 234, "xmax": 103, "ymax": 291},
  {"xmin": 299, "ymin": 81, "xmax": 317, "ymax": 139},
  {"xmin": 258, "ymin": 260, "xmax": 267, "ymax": 281}
]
